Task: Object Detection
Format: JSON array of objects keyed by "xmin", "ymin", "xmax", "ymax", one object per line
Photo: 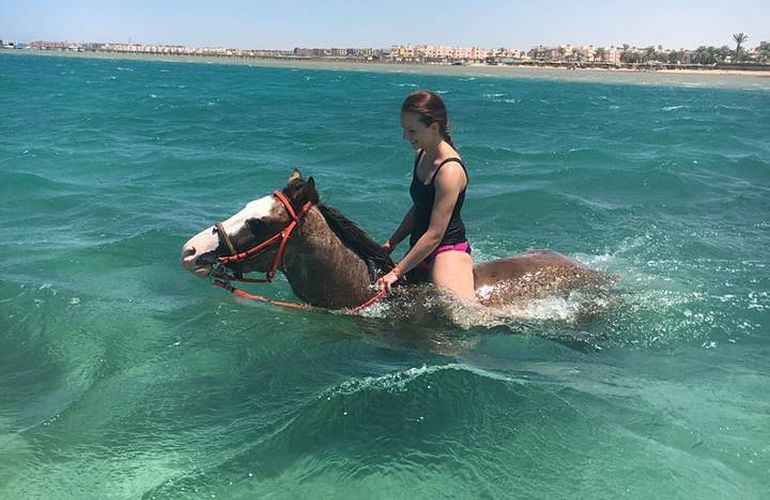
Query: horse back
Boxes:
[{"xmin": 472, "ymin": 249, "xmax": 606, "ymax": 291}]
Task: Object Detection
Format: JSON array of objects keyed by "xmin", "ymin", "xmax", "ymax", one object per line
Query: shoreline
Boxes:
[{"xmin": 4, "ymin": 49, "xmax": 770, "ymax": 89}]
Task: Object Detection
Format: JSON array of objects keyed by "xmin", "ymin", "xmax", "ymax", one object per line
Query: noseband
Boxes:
[{"xmin": 212, "ymin": 190, "xmax": 312, "ymax": 283}]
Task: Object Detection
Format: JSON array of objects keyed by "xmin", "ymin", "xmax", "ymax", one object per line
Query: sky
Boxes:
[{"xmin": 1, "ymin": 0, "xmax": 768, "ymax": 50}]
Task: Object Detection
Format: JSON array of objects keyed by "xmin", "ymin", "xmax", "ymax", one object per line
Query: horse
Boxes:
[{"xmin": 181, "ymin": 170, "xmax": 613, "ymax": 316}]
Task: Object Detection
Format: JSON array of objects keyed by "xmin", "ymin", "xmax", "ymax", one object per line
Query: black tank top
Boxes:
[{"xmin": 408, "ymin": 149, "xmax": 468, "ymax": 248}]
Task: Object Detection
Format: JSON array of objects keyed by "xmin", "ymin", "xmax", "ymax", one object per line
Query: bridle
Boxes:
[
  {"xmin": 208, "ymin": 190, "xmax": 387, "ymax": 313},
  {"xmin": 211, "ymin": 190, "xmax": 311, "ymax": 284}
]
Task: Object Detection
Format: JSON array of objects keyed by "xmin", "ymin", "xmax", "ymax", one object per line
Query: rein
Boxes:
[{"xmin": 209, "ymin": 190, "xmax": 387, "ymax": 314}]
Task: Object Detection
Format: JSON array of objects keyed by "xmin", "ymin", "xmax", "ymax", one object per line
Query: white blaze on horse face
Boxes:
[
  {"xmin": 222, "ymin": 195, "xmax": 276, "ymax": 236},
  {"xmin": 181, "ymin": 195, "xmax": 278, "ymax": 275}
]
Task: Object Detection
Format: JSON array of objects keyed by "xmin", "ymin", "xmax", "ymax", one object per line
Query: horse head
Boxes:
[{"xmin": 181, "ymin": 169, "xmax": 319, "ymax": 278}]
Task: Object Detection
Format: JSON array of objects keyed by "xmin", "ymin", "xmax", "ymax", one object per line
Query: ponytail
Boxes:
[{"xmin": 442, "ymin": 131, "xmax": 455, "ymax": 149}]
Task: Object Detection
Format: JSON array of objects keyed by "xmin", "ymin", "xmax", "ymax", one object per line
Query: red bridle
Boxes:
[
  {"xmin": 212, "ymin": 190, "xmax": 312, "ymax": 283},
  {"xmin": 208, "ymin": 190, "xmax": 387, "ymax": 313}
]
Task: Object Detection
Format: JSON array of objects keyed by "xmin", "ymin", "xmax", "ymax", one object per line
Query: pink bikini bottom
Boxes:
[
  {"xmin": 429, "ymin": 240, "xmax": 471, "ymax": 260},
  {"xmin": 415, "ymin": 241, "xmax": 471, "ymax": 272}
]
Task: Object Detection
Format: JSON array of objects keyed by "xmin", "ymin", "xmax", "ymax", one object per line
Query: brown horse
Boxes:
[{"xmin": 181, "ymin": 171, "xmax": 612, "ymax": 314}]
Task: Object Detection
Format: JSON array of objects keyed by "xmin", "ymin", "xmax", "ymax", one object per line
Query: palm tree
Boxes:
[
  {"xmin": 692, "ymin": 46, "xmax": 716, "ymax": 65},
  {"xmin": 717, "ymin": 45, "xmax": 732, "ymax": 63},
  {"xmin": 643, "ymin": 46, "xmax": 656, "ymax": 63},
  {"xmin": 733, "ymin": 33, "xmax": 748, "ymax": 61},
  {"xmin": 595, "ymin": 47, "xmax": 606, "ymax": 62},
  {"xmin": 758, "ymin": 41, "xmax": 770, "ymax": 63}
]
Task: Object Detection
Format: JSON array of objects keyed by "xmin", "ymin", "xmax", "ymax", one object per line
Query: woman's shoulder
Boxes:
[
  {"xmin": 437, "ymin": 155, "xmax": 464, "ymax": 167},
  {"xmin": 436, "ymin": 147, "xmax": 466, "ymax": 170},
  {"xmin": 432, "ymin": 156, "xmax": 468, "ymax": 188}
]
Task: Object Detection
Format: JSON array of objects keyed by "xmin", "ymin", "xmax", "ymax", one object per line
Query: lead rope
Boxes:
[
  {"xmin": 345, "ymin": 288, "xmax": 389, "ymax": 314},
  {"xmin": 213, "ymin": 278, "xmax": 389, "ymax": 314}
]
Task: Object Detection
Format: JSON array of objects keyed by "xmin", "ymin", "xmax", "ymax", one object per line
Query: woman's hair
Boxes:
[{"xmin": 401, "ymin": 90, "xmax": 456, "ymax": 148}]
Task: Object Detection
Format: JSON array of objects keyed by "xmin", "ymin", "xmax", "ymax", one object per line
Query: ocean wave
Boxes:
[
  {"xmin": 0, "ymin": 170, "xmax": 81, "ymax": 196},
  {"xmin": 164, "ymin": 357, "xmax": 634, "ymax": 493},
  {"xmin": 136, "ymin": 361, "xmax": 532, "ymax": 492},
  {"xmin": 318, "ymin": 363, "xmax": 524, "ymax": 400},
  {"xmin": 391, "ymin": 82, "xmax": 418, "ymax": 88}
]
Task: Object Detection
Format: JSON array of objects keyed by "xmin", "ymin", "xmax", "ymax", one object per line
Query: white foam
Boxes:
[
  {"xmin": 353, "ymin": 300, "xmax": 390, "ymax": 318},
  {"xmin": 322, "ymin": 362, "xmax": 522, "ymax": 398},
  {"xmin": 452, "ymin": 293, "xmax": 591, "ymax": 329}
]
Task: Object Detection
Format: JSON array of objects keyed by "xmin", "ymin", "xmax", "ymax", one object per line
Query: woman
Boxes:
[{"xmin": 375, "ymin": 90, "xmax": 475, "ymax": 302}]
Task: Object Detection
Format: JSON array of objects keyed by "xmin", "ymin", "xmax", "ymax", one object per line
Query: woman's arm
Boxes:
[
  {"xmin": 377, "ymin": 163, "xmax": 467, "ymax": 290},
  {"xmin": 383, "ymin": 206, "xmax": 415, "ymax": 253}
]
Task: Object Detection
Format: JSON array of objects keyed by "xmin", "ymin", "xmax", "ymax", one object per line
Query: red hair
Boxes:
[{"xmin": 401, "ymin": 90, "xmax": 456, "ymax": 148}]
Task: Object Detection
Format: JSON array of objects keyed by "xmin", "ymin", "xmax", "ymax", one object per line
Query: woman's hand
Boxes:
[{"xmin": 375, "ymin": 268, "xmax": 401, "ymax": 293}]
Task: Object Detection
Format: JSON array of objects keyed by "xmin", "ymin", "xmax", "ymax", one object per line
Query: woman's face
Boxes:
[{"xmin": 401, "ymin": 112, "xmax": 437, "ymax": 150}]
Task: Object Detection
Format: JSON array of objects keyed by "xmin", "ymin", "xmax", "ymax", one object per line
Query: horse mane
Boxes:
[
  {"xmin": 317, "ymin": 204, "xmax": 395, "ymax": 274},
  {"xmin": 283, "ymin": 175, "xmax": 394, "ymax": 274}
]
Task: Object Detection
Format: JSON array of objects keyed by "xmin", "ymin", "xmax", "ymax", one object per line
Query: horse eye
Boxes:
[{"xmin": 246, "ymin": 218, "xmax": 266, "ymax": 233}]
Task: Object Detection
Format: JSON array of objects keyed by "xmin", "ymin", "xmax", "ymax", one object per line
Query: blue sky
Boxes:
[{"xmin": 1, "ymin": 0, "xmax": 768, "ymax": 49}]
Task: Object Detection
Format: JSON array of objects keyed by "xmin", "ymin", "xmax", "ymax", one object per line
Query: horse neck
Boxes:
[{"xmin": 283, "ymin": 207, "xmax": 374, "ymax": 309}]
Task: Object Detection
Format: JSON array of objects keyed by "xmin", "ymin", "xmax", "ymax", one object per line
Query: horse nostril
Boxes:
[{"xmin": 183, "ymin": 246, "xmax": 196, "ymax": 260}]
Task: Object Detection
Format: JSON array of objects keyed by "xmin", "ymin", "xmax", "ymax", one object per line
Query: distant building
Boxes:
[
  {"xmin": 606, "ymin": 47, "xmax": 621, "ymax": 64},
  {"xmin": 491, "ymin": 47, "xmax": 527, "ymax": 60},
  {"xmin": 391, "ymin": 44, "xmax": 416, "ymax": 61},
  {"xmin": 390, "ymin": 44, "xmax": 493, "ymax": 62}
]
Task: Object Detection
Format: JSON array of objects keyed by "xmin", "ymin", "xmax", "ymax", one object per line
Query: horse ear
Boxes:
[
  {"xmin": 288, "ymin": 169, "xmax": 303, "ymax": 183},
  {"xmin": 298, "ymin": 176, "xmax": 319, "ymax": 203},
  {"xmin": 304, "ymin": 176, "xmax": 317, "ymax": 196}
]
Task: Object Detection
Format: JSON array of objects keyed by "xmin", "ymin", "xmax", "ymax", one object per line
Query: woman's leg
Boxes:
[{"xmin": 430, "ymin": 251, "xmax": 476, "ymax": 302}]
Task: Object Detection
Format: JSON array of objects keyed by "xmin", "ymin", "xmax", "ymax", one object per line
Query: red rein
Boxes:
[{"xmin": 210, "ymin": 190, "xmax": 387, "ymax": 314}]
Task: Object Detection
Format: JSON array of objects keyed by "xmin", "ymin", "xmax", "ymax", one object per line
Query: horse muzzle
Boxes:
[
  {"xmin": 181, "ymin": 228, "xmax": 221, "ymax": 277},
  {"xmin": 181, "ymin": 247, "xmax": 212, "ymax": 277}
]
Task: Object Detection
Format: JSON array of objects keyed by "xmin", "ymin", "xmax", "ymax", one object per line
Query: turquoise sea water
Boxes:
[{"xmin": 1, "ymin": 53, "xmax": 769, "ymax": 499}]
